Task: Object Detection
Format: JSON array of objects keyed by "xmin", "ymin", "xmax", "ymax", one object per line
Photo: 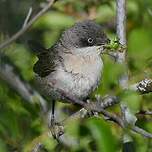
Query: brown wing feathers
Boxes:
[{"xmin": 28, "ymin": 40, "xmax": 55, "ymax": 77}]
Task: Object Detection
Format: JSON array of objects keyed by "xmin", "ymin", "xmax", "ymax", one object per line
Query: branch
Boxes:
[
  {"xmin": 62, "ymin": 95, "xmax": 119, "ymax": 125},
  {"xmin": 116, "ymin": 0, "xmax": 126, "ymax": 46},
  {"xmin": 30, "ymin": 93, "xmax": 152, "ymax": 151},
  {"xmin": 0, "ymin": 0, "xmax": 55, "ymax": 50},
  {"xmin": 132, "ymin": 126, "xmax": 152, "ymax": 138},
  {"xmin": 29, "ymin": 96, "xmax": 120, "ymax": 151},
  {"xmin": 129, "ymin": 79, "xmax": 152, "ymax": 94},
  {"xmin": 22, "ymin": 7, "xmax": 33, "ymax": 28},
  {"xmin": 116, "ymin": 0, "xmax": 128, "ymax": 90},
  {"xmin": 55, "ymin": 88, "xmax": 152, "ymax": 138},
  {"xmin": 116, "ymin": 0, "xmax": 127, "ymax": 69},
  {"xmin": 0, "ymin": 59, "xmax": 47, "ymax": 112},
  {"xmin": 29, "ymin": 92, "xmax": 152, "ymax": 151},
  {"xmin": 137, "ymin": 110, "xmax": 152, "ymax": 115}
]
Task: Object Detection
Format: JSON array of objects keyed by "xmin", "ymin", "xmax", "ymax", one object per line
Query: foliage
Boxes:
[{"xmin": 0, "ymin": 0, "xmax": 152, "ymax": 151}]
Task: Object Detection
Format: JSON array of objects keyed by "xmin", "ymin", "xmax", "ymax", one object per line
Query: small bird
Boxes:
[{"xmin": 29, "ymin": 20, "xmax": 109, "ymax": 135}]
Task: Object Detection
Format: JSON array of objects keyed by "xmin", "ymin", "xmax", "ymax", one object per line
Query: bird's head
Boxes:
[{"xmin": 60, "ymin": 20, "xmax": 110, "ymax": 55}]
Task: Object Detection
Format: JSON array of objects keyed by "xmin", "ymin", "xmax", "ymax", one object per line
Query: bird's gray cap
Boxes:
[{"xmin": 60, "ymin": 20, "xmax": 110, "ymax": 49}]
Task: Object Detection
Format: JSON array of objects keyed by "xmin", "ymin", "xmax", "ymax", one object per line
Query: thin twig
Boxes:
[
  {"xmin": 136, "ymin": 110, "xmax": 152, "ymax": 116},
  {"xmin": 129, "ymin": 79, "xmax": 152, "ymax": 94},
  {"xmin": 132, "ymin": 126, "xmax": 152, "ymax": 138},
  {"xmin": 23, "ymin": 7, "xmax": 33, "ymax": 28},
  {"xmin": 0, "ymin": 0, "xmax": 55, "ymax": 50}
]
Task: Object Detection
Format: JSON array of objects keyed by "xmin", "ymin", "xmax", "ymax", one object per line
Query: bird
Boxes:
[{"xmin": 29, "ymin": 20, "xmax": 110, "ymax": 137}]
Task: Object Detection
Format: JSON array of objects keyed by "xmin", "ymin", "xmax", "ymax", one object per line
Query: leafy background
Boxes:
[{"xmin": 0, "ymin": 0, "xmax": 152, "ymax": 151}]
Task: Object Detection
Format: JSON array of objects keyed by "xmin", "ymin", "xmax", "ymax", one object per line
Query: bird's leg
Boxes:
[
  {"xmin": 49, "ymin": 99, "xmax": 56, "ymax": 138},
  {"xmin": 49, "ymin": 100, "xmax": 64, "ymax": 140},
  {"xmin": 51, "ymin": 99, "xmax": 55, "ymax": 126}
]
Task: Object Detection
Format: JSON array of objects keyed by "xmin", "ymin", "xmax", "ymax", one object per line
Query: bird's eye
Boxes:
[{"xmin": 87, "ymin": 38, "xmax": 94, "ymax": 44}]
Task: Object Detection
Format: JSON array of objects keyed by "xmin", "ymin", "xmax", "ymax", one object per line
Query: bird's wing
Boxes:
[{"xmin": 28, "ymin": 40, "xmax": 56, "ymax": 77}]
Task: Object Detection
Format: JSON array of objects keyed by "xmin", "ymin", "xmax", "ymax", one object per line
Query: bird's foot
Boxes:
[
  {"xmin": 95, "ymin": 94, "xmax": 103, "ymax": 102},
  {"xmin": 86, "ymin": 99, "xmax": 99, "ymax": 117},
  {"xmin": 48, "ymin": 116, "xmax": 64, "ymax": 140}
]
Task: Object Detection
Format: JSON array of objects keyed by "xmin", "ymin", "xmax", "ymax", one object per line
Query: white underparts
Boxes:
[{"xmin": 51, "ymin": 46, "xmax": 103, "ymax": 99}]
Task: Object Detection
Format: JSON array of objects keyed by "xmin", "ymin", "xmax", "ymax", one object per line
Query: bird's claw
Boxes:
[
  {"xmin": 49, "ymin": 117, "xmax": 64, "ymax": 140},
  {"xmin": 86, "ymin": 99, "xmax": 99, "ymax": 117}
]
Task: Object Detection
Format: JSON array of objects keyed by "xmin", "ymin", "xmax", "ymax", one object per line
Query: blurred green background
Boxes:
[{"xmin": 0, "ymin": 0, "xmax": 152, "ymax": 151}]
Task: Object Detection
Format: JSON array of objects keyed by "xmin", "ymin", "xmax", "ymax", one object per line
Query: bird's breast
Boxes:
[
  {"xmin": 52, "ymin": 53, "xmax": 103, "ymax": 98},
  {"xmin": 63, "ymin": 53, "xmax": 103, "ymax": 76}
]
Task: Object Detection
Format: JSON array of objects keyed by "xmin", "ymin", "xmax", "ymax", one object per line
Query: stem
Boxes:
[{"xmin": 0, "ymin": 0, "xmax": 55, "ymax": 50}]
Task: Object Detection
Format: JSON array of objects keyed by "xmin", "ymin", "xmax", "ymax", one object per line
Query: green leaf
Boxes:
[
  {"xmin": 128, "ymin": 28, "xmax": 152, "ymax": 73},
  {"xmin": 0, "ymin": 139, "xmax": 7, "ymax": 152},
  {"xmin": 86, "ymin": 118, "xmax": 117, "ymax": 152},
  {"xmin": 121, "ymin": 90, "xmax": 141, "ymax": 114},
  {"xmin": 33, "ymin": 11, "xmax": 75, "ymax": 29},
  {"xmin": 96, "ymin": 3, "xmax": 115, "ymax": 23}
]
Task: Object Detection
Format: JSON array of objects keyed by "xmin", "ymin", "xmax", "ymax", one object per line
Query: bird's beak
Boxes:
[
  {"xmin": 99, "ymin": 38, "xmax": 114, "ymax": 55},
  {"xmin": 97, "ymin": 45, "xmax": 104, "ymax": 55},
  {"xmin": 97, "ymin": 38, "xmax": 111, "ymax": 55},
  {"xmin": 105, "ymin": 38, "xmax": 111, "ymax": 45},
  {"xmin": 97, "ymin": 44, "xmax": 109, "ymax": 55}
]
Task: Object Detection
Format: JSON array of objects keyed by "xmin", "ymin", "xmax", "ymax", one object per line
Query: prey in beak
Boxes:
[
  {"xmin": 99, "ymin": 38, "xmax": 122, "ymax": 61},
  {"xmin": 97, "ymin": 38, "xmax": 111, "ymax": 55}
]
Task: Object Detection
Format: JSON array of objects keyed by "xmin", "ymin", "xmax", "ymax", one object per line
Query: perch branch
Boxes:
[
  {"xmin": 55, "ymin": 88, "xmax": 152, "ymax": 138},
  {"xmin": 62, "ymin": 95, "xmax": 120, "ymax": 125},
  {"xmin": 0, "ymin": 0, "xmax": 55, "ymax": 50},
  {"xmin": 30, "ymin": 92, "xmax": 152, "ymax": 151},
  {"xmin": 30, "ymin": 96, "xmax": 120, "ymax": 150}
]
